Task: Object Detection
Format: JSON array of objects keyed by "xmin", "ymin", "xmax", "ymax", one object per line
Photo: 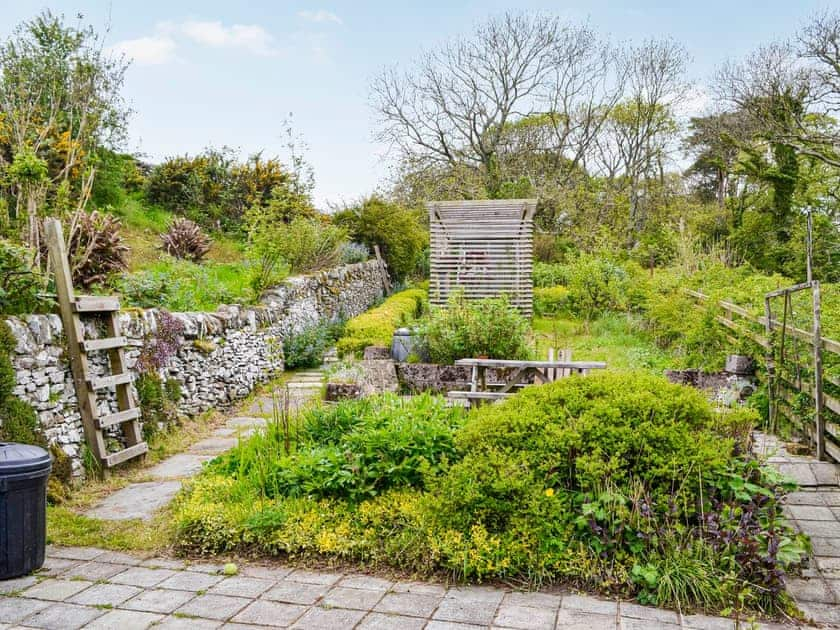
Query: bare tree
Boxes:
[
  {"xmin": 595, "ymin": 38, "xmax": 691, "ymax": 233},
  {"xmin": 797, "ymin": 10, "xmax": 840, "ymax": 167},
  {"xmin": 371, "ymin": 13, "xmax": 622, "ymax": 196}
]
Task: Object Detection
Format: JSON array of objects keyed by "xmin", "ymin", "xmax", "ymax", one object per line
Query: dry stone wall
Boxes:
[{"xmin": 4, "ymin": 261, "xmax": 386, "ymax": 475}]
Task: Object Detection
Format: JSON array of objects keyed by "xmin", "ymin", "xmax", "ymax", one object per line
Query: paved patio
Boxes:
[
  {"xmin": 754, "ymin": 433, "xmax": 840, "ymax": 628},
  {"xmin": 0, "ymin": 545, "xmax": 810, "ymax": 629}
]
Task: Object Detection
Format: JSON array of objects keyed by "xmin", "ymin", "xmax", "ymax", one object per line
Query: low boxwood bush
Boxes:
[
  {"xmin": 336, "ymin": 287, "xmax": 426, "ymax": 356},
  {"xmin": 172, "ymin": 371, "xmax": 805, "ymax": 615},
  {"xmin": 421, "ymin": 293, "xmax": 531, "ymax": 364}
]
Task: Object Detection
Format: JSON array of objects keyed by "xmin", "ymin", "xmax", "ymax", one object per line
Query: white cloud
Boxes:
[
  {"xmin": 109, "ymin": 35, "xmax": 177, "ymax": 66},
  {"xmin": 179, "ymin": 20, "xmax": 279, "ymax": 56},
  {"xmin": 111, "ymin": 19, "xmax": 281, "ymax": 64},
  {"xmin": 297, "ymin": 10, "xmax": 342, "ymax": 25}
]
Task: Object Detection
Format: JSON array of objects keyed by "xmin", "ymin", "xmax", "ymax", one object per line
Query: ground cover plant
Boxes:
[{"xmin": 172, "ymin": 372, "xmax": 807, "ymax": 616}]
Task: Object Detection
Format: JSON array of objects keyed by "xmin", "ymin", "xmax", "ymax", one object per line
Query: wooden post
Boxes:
[
  {"xmin": 373, "ymin": 244, "xmax": 392, "ymax": 295},
  {"xmin": 806, "ymin": 209, "xmax": 814, "ymax": 284},
  {"xmin": 44, "ymin": 219, "xmax": 108, "ymax": 465},
  {"xmin": 763, "ymin": 295, "xmax": 776, "ymax": 435},
  {"xmin": 813, "ymin": 281, "xmax": 825, "ymax": 461}
]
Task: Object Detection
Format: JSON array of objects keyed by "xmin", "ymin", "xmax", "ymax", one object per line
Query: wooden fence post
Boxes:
[{"xmin": 813, "ymin": 281, "xmax": 825, "ymax": 461}]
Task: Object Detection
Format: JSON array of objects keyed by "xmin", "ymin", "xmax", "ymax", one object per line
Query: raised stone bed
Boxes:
[{"xmin": 396, "ymin": 363, "xmax": 535, "ymax": 394}]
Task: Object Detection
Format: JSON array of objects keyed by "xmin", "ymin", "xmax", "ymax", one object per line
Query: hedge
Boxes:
[{"xmin": 336, "ymin": 287, "xmax": 426, "ymax": 356}]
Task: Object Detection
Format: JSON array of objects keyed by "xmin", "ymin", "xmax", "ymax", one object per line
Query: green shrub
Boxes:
[
  {"xmin": 283, "ymin": 321, "xmax": 340, "ymax": 370},
  {"xmin": 264, "ymin": 217, "xmax": 346, "ymax": 274},
  {"xmin": 533, "ymin": 261, "xmax": 570, "ymax": 287},
  {"xmin": 564, "ymin": 253, "xmax": 631, "ymax": 320},
  {"xmin": 0, "ymin": 239, "xmax": 49, "ymax": 315},
  {"xmin": 426, "ymin": 372, "xmax": 804, "ymax": 609},
  {"xmin": 0, "ymin": 321, "xmax": 45, "ymax": 446},
  {"xmin": 336, "ymin": 287, "xmax": 426, "ymax": 356},
  {"xmin": 534, "ymin": 286, "xmax": 569, "ymax": 316},
  {"xmin": 246, "ymin": 204, "xmax": 344, "ymax": 296},
  {"xmin": 145, "ymin": 150, "xmax": 296, "ymax": 232},
  {"xmin": 334, "ymin": 197, "xmax": 427, "ymax": 281},
  {"xmin": 421, "ymin": 293, "xmax": 531, "ymax": 364}
]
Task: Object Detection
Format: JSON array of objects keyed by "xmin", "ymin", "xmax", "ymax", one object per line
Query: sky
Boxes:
[{"xmin": 1, "ymin": 0, "xmax": 836, "ymax": 209}]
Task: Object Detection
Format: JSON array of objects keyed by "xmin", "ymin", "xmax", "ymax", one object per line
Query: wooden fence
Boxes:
[
  {"xmin": 428, "ymin": 199, "xmax": 535, "ymax": 317},
  {"xmin": 687, "ymin": 288, "xmax": 840, "ymax": 462}
]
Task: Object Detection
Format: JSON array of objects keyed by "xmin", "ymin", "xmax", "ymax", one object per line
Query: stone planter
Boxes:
[
  {"xmin": 725, "ymin": 354, "xmax": 755, "ymax": 376},
  {"xmin": 325, "ymin": 383, "xmax": 361, "ymax": 401}
]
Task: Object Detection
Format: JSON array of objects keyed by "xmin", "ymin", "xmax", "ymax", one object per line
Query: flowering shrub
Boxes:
[{"xmin": 137, "ymin": 310, "xmax": 184, "ymax": 373}]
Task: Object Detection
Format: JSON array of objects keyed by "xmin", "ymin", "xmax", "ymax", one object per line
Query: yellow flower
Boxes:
[{"xmin": 544, "ymin": 488, "xmax": 555, "ymax": 497}]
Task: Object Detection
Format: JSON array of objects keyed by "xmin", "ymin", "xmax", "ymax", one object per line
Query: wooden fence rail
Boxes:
[{"xmin": 686, "ymin": 289, "xmax": 840, "ymax": 463}]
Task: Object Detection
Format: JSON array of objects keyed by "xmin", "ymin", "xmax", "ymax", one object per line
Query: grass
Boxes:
[
  {"xmin": 45, "ymin": 407, "xmax": 227, "ymax": 551},
  {"xmin": 532, "ymin": 312, "xmax": 674, "ymax": 371},
  {"xmin": 115, "ymin": 258, "xmax": 260, "ymax": 311},
  {"xmin": 112, "ymin": 195, "xmax": 245, "ymax": 272},
  {"xmin": 45, "ymin": 372, "xmax": 299, "ymax": 552},
  {"xmin": 47, "ymin": 506, "xmax": 172, "ymax": 552}
]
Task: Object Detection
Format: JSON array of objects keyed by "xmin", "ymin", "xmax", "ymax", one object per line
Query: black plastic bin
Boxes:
[{"xmin": 0, "ymin": 443, "xmax": 52, "ymax": 580}]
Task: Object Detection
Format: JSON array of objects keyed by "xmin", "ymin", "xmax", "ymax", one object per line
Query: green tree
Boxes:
[
  {"xmin": 334, "ymin": 196, "xmax": 426, "ymax": 281},
  {"xmin": 0, "ymin": 11, "xmax": 129, "ymax": 246}
]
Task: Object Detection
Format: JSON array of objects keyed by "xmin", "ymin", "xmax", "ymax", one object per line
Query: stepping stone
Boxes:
[
  {"xmin": 147, "ymin": 453, "xmax": 213, "ymax": 480},
  {"xmin": 287, "ymin": 382, "xmax": 323, "ymax": 389},
  {"xmin": 226, "ymin": 417, "xmax": 267, "ymax": 429},
  {"xmin": 188, "ymin": 436, "xmax": 239, "ymax": 454},
  {"xmin": 86, "ymin": 481, "xmax": 182, "ymax": 521}
]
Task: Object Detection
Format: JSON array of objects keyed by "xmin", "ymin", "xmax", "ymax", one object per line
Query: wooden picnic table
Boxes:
[{"xmin": 449, "ymin": 357, "xmax": 607, "ymax": 406}]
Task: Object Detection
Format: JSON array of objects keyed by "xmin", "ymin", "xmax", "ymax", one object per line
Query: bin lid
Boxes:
[{"xmin": 0, "ymin": 443, "xmax": 52, "ymax": 475}]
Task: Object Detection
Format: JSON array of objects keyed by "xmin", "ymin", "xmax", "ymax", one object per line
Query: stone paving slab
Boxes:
[
  {"xmin": 85, "ymin": 480, "xmax": 182, "ymax": 521},
  {"xmin": 147, "ymin": 453, "xmax": 214, "ymax": 480},
  {"xmin": 754, "ymin": 431, "xmax": 840, "ymax": 627},
  {"xmin": 0, "ymin": 546, "xmax": 815, "ymax": 629},
  {"xmin": 187, "ymin": 436, "xmax": 239, "ymax": 454}
]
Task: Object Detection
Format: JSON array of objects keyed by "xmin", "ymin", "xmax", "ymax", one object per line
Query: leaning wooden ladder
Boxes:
[{"xmin": 45, "ymin": 218, "xmax": 147, "ymax": 469}]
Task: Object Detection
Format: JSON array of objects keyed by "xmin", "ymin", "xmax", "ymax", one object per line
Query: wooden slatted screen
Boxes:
[{"xmin": 428, "ymin": 199, "xmax": 536, "ymax": 317}]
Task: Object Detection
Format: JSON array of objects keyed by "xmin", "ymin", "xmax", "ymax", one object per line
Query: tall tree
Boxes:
[
  {"xmin": 371, "ymin": 13, "xmax": 622, "ymax": 198},
  {"xmin": 796, "ymin": 10, "xmax": 840, "ymax": 167},
  {"xmin": 594, "ymin": 39, "xmax": 690, "ymax": 235},
  {"xmin": 683, "ymin": 111, "xmax": 753, "ymax": 209},
  {"xmin": 0, "ymin": 11, "xmax": 128, "ymax": 252},
  {"xmin": 716, "ymin": 43, "xmax": 813, "ymax": 242}
]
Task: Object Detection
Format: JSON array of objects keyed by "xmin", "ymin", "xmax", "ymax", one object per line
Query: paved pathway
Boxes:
[
  {"xmin": 754, "ymin": 433, "xmax": 840, "ymax": 628},
  {"xmin": 0, "ymin": 545, "xmax": 802, "ymax": 629},
  {"xmin": 86, "ymin": 369, "xmax": 325, "ymax": 521}
]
